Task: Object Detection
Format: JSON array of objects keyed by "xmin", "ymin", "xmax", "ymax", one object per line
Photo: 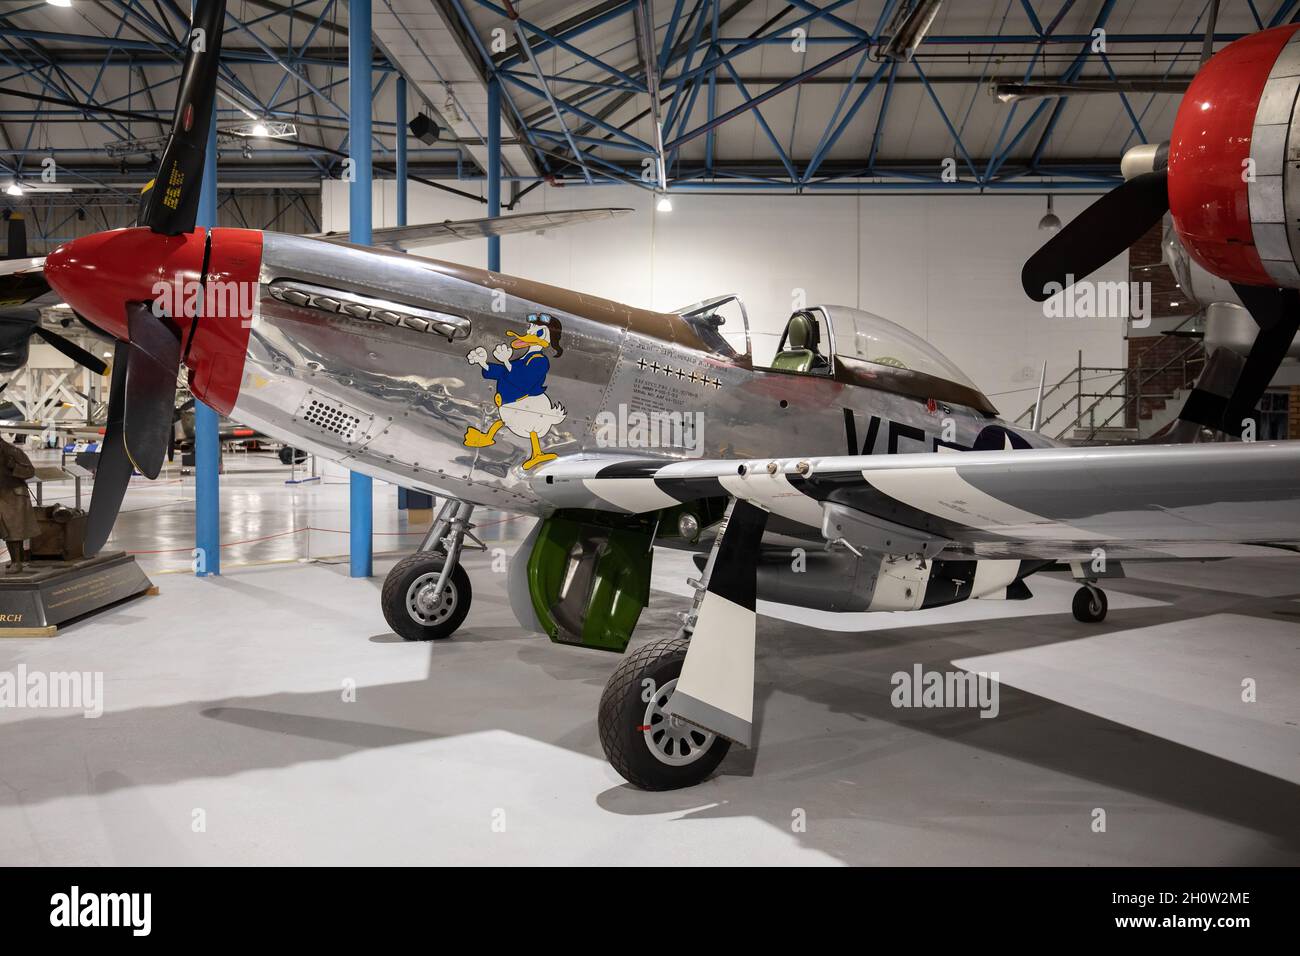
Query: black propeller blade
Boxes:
[
  {"xmin": 31, "ymin": 326, "xmax": 109, "ymax": 375},
  {"xmin": 81, "ymin": 0, "xmax": 223, "ymax": 552},
  {"xmin": 123, "ymin": 303, "xmax": 182, "ymax": 480},
  {"xmin": 139, "ymin": 0, "xmax": 228, "ymax": 235},
  {"xmin": 84, "ymin": 340, "xmax": 134, "ymax": 556},
  {"xmin": 1223, "ymin": 285, "xmax": 1300, "ymax": 436},
  {"xmin": 5, "ymin": 214, "xmax": 26, "ymax": 259},
  {"xmin": 1175, "ymin": 285, "xmax": 1299, "ymax": 440},
  {"xmin": 1021, "ymin": 170, "xmax": 1170, "ymax": 301}
]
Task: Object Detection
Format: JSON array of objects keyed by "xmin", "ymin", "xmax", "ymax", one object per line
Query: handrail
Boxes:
[
  {"xmin": 1014, "ymin": 364, "xmax": 1080, "ymax": 426},
  {"xmin": 1060, "ymin": 339, "xmax": 1206, "ymax": 442},
  {"xmin": 1020, "ymin": 366, "xmax": 1128, "ymax": 431},
  {"xmin": 1015, "ymin": 341, "xmax": 1206, "ymax": 440}
]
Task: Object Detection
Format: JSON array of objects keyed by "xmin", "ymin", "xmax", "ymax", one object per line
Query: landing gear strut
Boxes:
[
  {"xmin": 381, "ymin": 499, "xmax": 481, "ymax": 641},
  {"xmin": 1072, "ymin": 583, "xmax": 1107, "ymax": 623},
  {"xmin": 598, "ymin": 498, "xmax": 769, "ymax": 791}
]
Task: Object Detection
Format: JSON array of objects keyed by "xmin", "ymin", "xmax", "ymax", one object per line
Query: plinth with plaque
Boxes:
[{"xmin": 0, "ymin": 551, "xmax": 155, "ymax": 637}]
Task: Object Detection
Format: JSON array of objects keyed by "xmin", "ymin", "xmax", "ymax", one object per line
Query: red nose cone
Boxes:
[
  {"xmin": 44, "ymin": 227, "xmax": 208, "ymax": 341},
  {"xmin": 1168, "ymin": 24, "xmax": 1300, "ymax": 286}
]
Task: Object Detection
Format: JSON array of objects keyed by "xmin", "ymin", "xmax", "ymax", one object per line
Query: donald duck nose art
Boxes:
[{"xmin": 464, "ymin": 313, "xmax": 568, "ymax": 470}]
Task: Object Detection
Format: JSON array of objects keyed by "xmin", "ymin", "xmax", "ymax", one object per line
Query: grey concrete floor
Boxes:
[{"xmin": 0, "ymin": 452, "xmax": 1298, "ymax": 865}]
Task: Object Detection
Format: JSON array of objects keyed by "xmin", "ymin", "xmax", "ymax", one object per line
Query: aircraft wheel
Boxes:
[
  {"xmin": 598, "ymin": 636, "xmax": 731, "ymax": 791},
  {"xmin": 1072, "ymin": 585, "xmax": 1107, "ymax": 623},
  {"xmin": 382, "ymin": 551, "xmax": 472, "ymax": 641}
]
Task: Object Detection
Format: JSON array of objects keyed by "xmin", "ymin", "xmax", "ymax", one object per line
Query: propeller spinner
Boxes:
[
  {"xmin": 1023, "ymin": 23, "xmax": 1300, "ymax": 439},
  {"xmin": 42, "ymin": 0, "xmax": 231, "ymax": 554}
]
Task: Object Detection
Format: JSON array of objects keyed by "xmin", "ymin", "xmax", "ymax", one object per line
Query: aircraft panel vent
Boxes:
[
  {"xmin": 268, "ymin": 279, "xmax": 471, "ymax": 341},
  {"xmin": 302, "ymin": 398, "xmax": 362, "ymax": 442}
]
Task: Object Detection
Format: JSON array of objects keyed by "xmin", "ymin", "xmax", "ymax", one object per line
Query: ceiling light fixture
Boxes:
[
  {"xmin": 46, "ymin": 0, "xmax": 73, "ymax": 8},
  {"xmin": 1038, "ymin": 194, "xmax": 1061, "ymax": 232},
  {"xmin": 656, "ymin": 195, "xmax": 672, "ymax": 213},
  {"xmin": 881, "ymin": 0, "xmax": 943, "ymax": 61},
  {"xmin": 5, "ymin": 182, "xmax": 24, "ymax": 197}
]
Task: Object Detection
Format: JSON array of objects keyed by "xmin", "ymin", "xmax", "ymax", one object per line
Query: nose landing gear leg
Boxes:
[
  {"xmin": 381, "ymin": 499, "xmax": 482, "ymax": 641},
  {"xmin": 598, "ymin": 498, "xmax": 769, "ymax": 790}
]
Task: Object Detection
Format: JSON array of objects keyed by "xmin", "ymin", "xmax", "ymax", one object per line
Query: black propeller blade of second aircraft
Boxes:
[
  {"xmin": 1223, "ymin": 284, "xmax": 1300, "ymax": 436},
  {"xmin": 1021, "ymin": 171, "xmax": 1170, "ymax": 302}
]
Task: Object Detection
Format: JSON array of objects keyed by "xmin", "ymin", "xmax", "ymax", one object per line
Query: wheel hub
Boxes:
[
  {"xmin": 643, "ymin": 677, "xmax": 716, "ymax": 767},
  {"xmin": 406, "ymin": 571, "xmax": 457, "ymax": 625}
]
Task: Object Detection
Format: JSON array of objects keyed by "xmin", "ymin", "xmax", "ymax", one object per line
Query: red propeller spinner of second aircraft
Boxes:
[{"xmin": 1023, "ymin": 23, "xmax": 1300, "ymax": 440}]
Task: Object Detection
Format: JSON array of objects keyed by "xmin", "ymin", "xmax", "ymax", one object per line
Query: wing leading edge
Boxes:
[{"xmin": 531, "ymin": 442, "xmax": 1300, "ymax": 561}]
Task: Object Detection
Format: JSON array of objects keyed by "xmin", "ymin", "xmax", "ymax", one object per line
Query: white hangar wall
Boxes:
[{"xmin": 321, "ymin": 181, "xmax": 1126, "ymax": 423}]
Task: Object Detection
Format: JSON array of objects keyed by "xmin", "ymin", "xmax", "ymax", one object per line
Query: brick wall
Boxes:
[
  {"xmin": 1129, "ymin": 222, "xmax": 1200, "ymax": 323},
  {"xmin": 1126, "ymin": 222, "xmax": 1204, "ymax": 427}
]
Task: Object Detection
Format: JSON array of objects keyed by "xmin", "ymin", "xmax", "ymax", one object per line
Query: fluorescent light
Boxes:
[
  {"xmin": 656, "ymin": 195, "xmax": 672, "ymax": 212},
  {"xmin": 46, "ymin": 0, "xmax": 73, "ymax": 8},
  {"xmin": 5, "ymin": 182, "xmax": 23, "ymax": 197}
]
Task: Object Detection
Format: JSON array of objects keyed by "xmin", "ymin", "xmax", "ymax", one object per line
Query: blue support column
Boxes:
[
  {"xmin": 395, "ymin": 74, "xmax": 407, "ymax": 227},
  {"xmin": 194, "ymin": 69, "xmax": 220, "ymax": 577},
  {"xmin": 349, "ymin": 0, "xmax": 373, "ymax": 578},
  {"xmin": 486, "ymin": 74, "xmax": 501, "ymax": 272}
]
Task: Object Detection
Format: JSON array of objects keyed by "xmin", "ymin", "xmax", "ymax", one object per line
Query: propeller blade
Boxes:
[
  {"xmin": 1201, "ymin": 0, "xmax": 1221, "ymax": 66},
  {"xmin": 139, "ymin": 0, "xmax": 227, "ymax": 235},
  {"xmin": 84, "ymin": 341, "xmax": 133, "ymax": 556},
  {"xmin": 1175, "ymin": 285, "xmax": 1300, "ymax": 439},
  {"xmin": 1021, "ymin": 170, "xmax": 1170, "ymax": 301},
  {"xmin": 5, "ymin": 215, "xmax": 26, "ymax": 259},
  {"xmin": 1222, "ymin": 284, "xmax": 1300, "ymax": 435},
  {"xmin": 123, "ymin": 302, "xmax": 182, "ymax": 480},
  {"xmin": 31, "ymin": 326, "xmax": 108, "ymax": 375}
]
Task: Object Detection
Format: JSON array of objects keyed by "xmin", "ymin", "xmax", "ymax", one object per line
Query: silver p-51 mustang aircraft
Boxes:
[{"xmin": 18, "ymin": 2, "xmax": 1300, "ymax": 790}]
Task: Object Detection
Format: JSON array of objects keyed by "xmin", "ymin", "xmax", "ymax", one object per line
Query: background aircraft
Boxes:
[{"xmin": 24, "ymin": 1, "xmax": 1300, "ymax": 790}]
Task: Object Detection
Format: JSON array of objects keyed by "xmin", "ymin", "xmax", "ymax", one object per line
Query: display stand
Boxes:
[{"xmin": 0, "ymin": 552, "xmax": 156, "ymax": 637}]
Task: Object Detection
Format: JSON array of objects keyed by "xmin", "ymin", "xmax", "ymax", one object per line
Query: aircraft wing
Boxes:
[
  {"xmin": 312, "ymin": 207, "xmax": 633, "ymax": 251},
  {"xmin": 531, "ymin": 442, "xmax": 1300, "ymax": 562},
  {"xmin": 0, "ymin": 257, "xmax": 51, "ymax": 307}
]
